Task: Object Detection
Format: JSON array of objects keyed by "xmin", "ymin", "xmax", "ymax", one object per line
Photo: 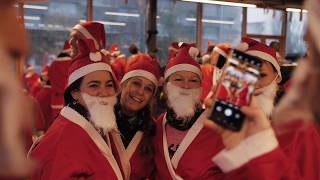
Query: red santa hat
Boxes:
[
  {"xmin": 121, "ymin": 54, "xmax": 160, "ymax": 86},
  {"xmin": 236, "ymin": 37, "xmax": 281, "ymax": 79},
  {"xmin": 24, "ymin": 64, "xmax": 35, "ymax": 74},
  {"xmin": 66, "ymin": 38, "xmax": 116, "ymax": 87},
  {"xmin": 72, "ymin": 21, "xmax": 106, "ymax": 51},
  {"xmin": 213, "ymin": 43, "xmax": 232, "ymax": 58},
  {"xmin": 41, "ymin": 65, "xmax": 49, "ymax": 76},
  {"xmin": 246, "ymin": 42, "xmax": 281, "ymax": 79},
  {"xmin": 164, "ymin": 44, "xmax": 201, "ymax": 80},
  {"xmin": 62, "ymin": 40, "xmax": 71, "ymax": 53},
  {"xmin": 109, "ymin": 44, "xmax": 120, "ymax": 57}
]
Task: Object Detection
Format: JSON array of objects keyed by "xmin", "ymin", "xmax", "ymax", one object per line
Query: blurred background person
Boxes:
[{"xmin": 0, "ymin": 0, "xmax": 34, "ymax": 178}]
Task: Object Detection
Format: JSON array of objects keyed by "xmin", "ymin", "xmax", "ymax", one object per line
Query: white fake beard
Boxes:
[
  {"xmin": 254, "ymin": 81, "xmax": 278, "ymax": 117},
  {"xmin": 81, "ymin": 93, "xmax": 117, "ymax": 135},
  {"xmin": 165, "ymin": 82, "xmax": 202, "ymax": 120}
]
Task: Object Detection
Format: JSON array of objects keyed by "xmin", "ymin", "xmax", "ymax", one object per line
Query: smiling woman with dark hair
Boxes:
[{"xmin": 30, "ymin": 22, "xmax": 127, "ymax": 180}]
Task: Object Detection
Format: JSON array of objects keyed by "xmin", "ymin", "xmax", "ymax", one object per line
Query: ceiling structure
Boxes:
[{"xmin": 245, "ymin": 0, "xmax": 304, "ymax": 9}]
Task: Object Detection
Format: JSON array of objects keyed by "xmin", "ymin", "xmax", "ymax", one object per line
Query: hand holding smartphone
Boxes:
[{"xmin": 208, "ymin": 49, "xmax": 262, "ymax": 131}]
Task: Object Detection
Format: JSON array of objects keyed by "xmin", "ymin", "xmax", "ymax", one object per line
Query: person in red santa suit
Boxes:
[
  {"xmin": 30, "ymin": 22, "xmax": 127, "ymax": 180},
  {"xmin": 240, "ymin": 37, "xmax": 282, "ymax": 117},
  {"xmin": 109, "ymin": 54, "xmax": 160, "ymax": 180},
  {"xmin": 204, "ymin": 1, "xmax": 320, "ymax": 178},
  {"xmin": 153, "ymin": 43, "xmax": 226, "ymax": 179},
  {"xmin": 32, "ymin": 65, "xmax": 53, "ymax": 134},
  {"xmin": 23, "ymin": 64, "xmax": 42, "ymax": 98},
  {"xmin": 108, "ymin": 44, "xmax": 127, "ymax": 81},
  {"xmin": 201, "ymin": 43, "xmax": 232, "ymax": 105},
  {"xmin": 48, "ymin": 41, "xmax": 72, "ymax": 119}
]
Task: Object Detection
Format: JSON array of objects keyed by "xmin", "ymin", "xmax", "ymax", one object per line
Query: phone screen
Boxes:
[{"xmin": 208, "ymin": 50, "xmax": 262, "ymax": 131}]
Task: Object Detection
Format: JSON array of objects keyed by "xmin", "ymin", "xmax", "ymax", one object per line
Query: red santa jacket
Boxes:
[
  {"xmin": 110, "ymin": 131, "xmax": 155, "ymax": 180},
  {"xmin": 153, "ymin": 111, "xmax": 225, "ymax": 179},
  {"xmin": 30, "ymin": 107, "xmax": 124, "ymax": 180},
  {"xmin": 212, "ymin": 119, "xmax": 320, "ymax": 179},
  {"xmin": 34, "ymin": 85, "xmax": 52, "ymax": 131},
  {"xmin": 48, "ymin": 57, "xmax": 71, "ymax": 119}
]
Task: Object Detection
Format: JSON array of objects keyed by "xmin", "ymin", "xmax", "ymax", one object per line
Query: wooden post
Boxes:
[
  {"xmin": 196, "ymin": 3, "xmax": 202, "ymax": 51},
  {"xmin": 147, "ymin": 0, "xmax": 157, "ymax": 54},
  {"xmin": 280, "ymin": 10, "xmax": 288, "ymax": 57},
  {"xmin": 16, "ymin": 2, "xmax": 25, "ymax": 79},
  {"xmin": 87, "ymin": 0, "xmax": 93, "ymax": 21},
  {"xmin": 242, "ymin": 7, "xmax": 247, "ymax": 37}
]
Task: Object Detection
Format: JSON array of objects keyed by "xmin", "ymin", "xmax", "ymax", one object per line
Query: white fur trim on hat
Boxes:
[
  {"xmin": 73, "ymin": 24, "xmax": 99, "ymax": 50},
  {"xmin": 68, "ymin": 62, "xmax": 112, "ymax": 86},
  {"xmin": 165, "ymin": 64, "xmax": 202, "ymax": 80},
  {"xmin": 121, "ymin": 70, "xmax": 158, "ymax": 86},
  {"xmin": 89, "ymin": 52, "xmax": 102, "ymax": 62},
  {"xmin": 213, "ymin": 46, "xmax": 227, "ymax": 58},
  {"xmin": 246, "ymin": 50, "xmax": 282, "ymax": 78},
  {"xmin": 235, "ymin": 43, "xmax": 249, "ymax": 52}
]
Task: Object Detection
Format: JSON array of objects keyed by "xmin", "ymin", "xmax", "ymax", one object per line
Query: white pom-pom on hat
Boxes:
[
  {"xmin": 188, "ymin": 47, "xmax": 200, "ymax": 59},
  {"xmin": 89, "ymin": 52, "xmax": 102, "ymax": 62}
]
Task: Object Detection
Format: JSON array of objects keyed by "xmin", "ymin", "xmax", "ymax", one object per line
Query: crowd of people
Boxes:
[{"xmin": 1, "ymin": 0, "xmax": 320, "ymax": 179}]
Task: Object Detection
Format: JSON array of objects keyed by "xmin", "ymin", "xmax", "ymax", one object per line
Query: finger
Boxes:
[{"xmin": 203, "ymin": 118, "xmax": 224, "ymax": 135}]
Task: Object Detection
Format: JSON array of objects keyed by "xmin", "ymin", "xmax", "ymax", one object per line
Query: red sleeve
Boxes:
[{"xmin": 223, "ymin": 147, "xmax": 300, "ymax": 180}]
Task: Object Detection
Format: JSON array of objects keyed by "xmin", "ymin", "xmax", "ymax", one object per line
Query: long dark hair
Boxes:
[
  {"xmin": 64, "ymin": 77, "xmax": 89, "ymax": 119},
  {"xmin": 117, "ymin": 81, "xmax": 156, "ymax": 157}
]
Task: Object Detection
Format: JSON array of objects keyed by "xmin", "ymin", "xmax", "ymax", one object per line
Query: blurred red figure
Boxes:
[
  {"xmin": 48, "ymin": 41, "xmax": 72, "ymax": 119},
  {"xmin": 0, "ymin": 0, "xmax": 34, "ymax": 178}
]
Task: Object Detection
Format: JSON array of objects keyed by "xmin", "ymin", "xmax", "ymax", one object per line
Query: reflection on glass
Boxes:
[
  {"xmin": 202, "ymin": 4, "xmax": 242, "ymax": 50},
  {"xmin": 24, "ymin": 1, "xmax": 86, "ymax": 71},
  {"xmin": 286, "ymin": 12, "xmax": 307, "ymax": 56},
  {"xmin": 157, "ymin": 0, "xmax": 197, "ymax": 65},
  {"xmin": 247, "ymin": 8, "xmax": 283, "ymax": 36},
  {"xmin": 93, "ymin": 0, "xmax": 147, "ymax": 57}
]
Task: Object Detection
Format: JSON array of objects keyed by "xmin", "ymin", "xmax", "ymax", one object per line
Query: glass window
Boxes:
[
  {"xmin": 24, "ymin": 1, "xmax": 86, "ymax": 71},
  {"xmin": 157, "ymin": 0, "xmax": 197, "ymax": 65},
  {"xmin": 286, "ymin": 12, "xmax": 307, "ymax": 56},
  {"xmin": 202, "ymin": 4, "xmax": 242, "ymax": 50},
  {"xmin": 247, "ymin": 8, "xmax": 283, "ymax": 36},
  {"xmin": 93, "ymin": 0, "xmax": 147, "ymax": 56}
]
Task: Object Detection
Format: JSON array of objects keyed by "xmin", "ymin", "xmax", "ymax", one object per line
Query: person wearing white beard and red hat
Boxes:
[
  {"xmin": 201, "ymin": 43, "xmax": 232, "ymax": 106},
  {"xmin": 203, "ymin": 1, "xmax": 320, "ymax": 178},
  {"xmin": 109, "ymin": 54, "xmax": 160, "ymax": 180},
  {"xmin": 153, "ymin": 43, "xmax": 226, "ymax": 179},
  {"xmin": 239, "ymin": 37, "xmax": 282, "ymax": 118},
  {"xmin": 48, "ymin": 40, "xmax": 72, "ymax": 119},
  {"xmin": 30, "ymin": 22, "xmax": 127, "ymax": 180}
]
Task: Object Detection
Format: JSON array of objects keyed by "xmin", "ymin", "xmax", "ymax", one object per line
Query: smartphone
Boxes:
[{"xmin": 208, "ymin": 49, "xmax": 262, "ymax": 131}]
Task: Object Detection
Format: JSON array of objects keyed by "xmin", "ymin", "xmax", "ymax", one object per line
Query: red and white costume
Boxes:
[
  {"xmin": 111, "ymin": 54, "xmax": 161, "ymax": 179},
  {"xmin": 30, "ymin": 107, "xmax": 125, "ymax": 180},
  {"xmin": 153, "ymin": 112, "xmax": 225, "ymax": 179}
]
